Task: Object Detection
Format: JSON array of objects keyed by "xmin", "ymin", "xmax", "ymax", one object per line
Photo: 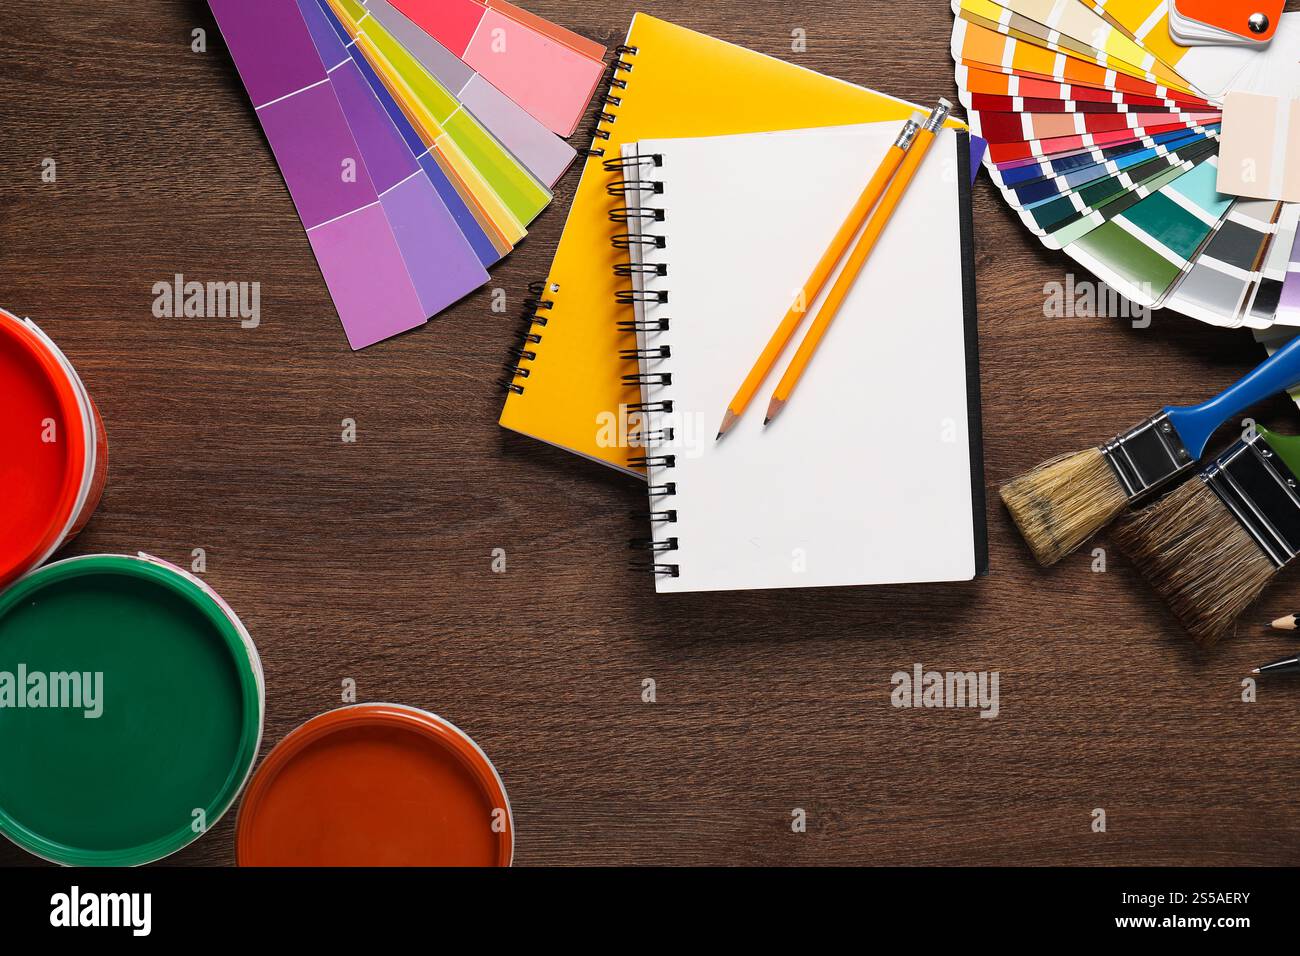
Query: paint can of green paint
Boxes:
[{"xmin": 0, "ymin": 553, "xmax": 264, "ymax": 865}]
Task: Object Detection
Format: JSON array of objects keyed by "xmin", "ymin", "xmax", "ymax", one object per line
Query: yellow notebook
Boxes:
[{"xmin": 499, "ymin": 13, "xmax": 949, "ymax": 475}]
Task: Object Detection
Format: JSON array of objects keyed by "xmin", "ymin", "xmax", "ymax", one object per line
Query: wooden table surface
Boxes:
[{"xmin": 2, "ymin": 0, "xmax": 1299, "ymax": 867}]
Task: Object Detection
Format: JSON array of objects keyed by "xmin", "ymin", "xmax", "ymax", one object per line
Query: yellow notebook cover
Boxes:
[{"xmin": 499, "ymin": 13, "xmax": 950, "ymax": 475}]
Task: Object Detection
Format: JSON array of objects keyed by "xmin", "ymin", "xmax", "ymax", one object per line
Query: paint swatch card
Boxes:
[
  {"xmin": 1242, "ymin": 202, "xmax": 1300, "ymax": 326},
  {"xmin": 1075, "ymin": 0, "xmax": 1257, "ymax": 100},
  {"xmin": 1272, "ymin": 229, "xmax": 1300, "ymax": 326},
  {"xmin": 296, "ymin": 0, "xmax": 489, "ymax": 320},
  {"xmin": 952, "ymin": 3, "xmax": 1300, "ymax": 333},
  {"xmin": 1170, "ymin": 0, "xmax": 1285, "ymax": 46},
  {"xmin": 209, "ymin": 0, "xmax": 430, "ymax": 349},
  {"xmin": 315, "ymin": 0, "xmax": 506, "ymax": 266},
  {"xmin": 1163, "ymin": 198, "xmax": 1285, "ymax": 326},
  {"xmin": 1217, "ymin": 92, "xmax": 1300, "ymax": 202},
  {"xmin": 391, "ymin": 0, "xmax": 606, "ymax": 136},
  {"xmin": 1066, "ymin": 156, "xmax": 1234, "ymax": 308},
  {"xmin": 327, "ymin": 0, "xmax": 551, "ymax": 240},
  {"xmin": 358, "ymin": 0, "xmax": 576, "ymax": 186}
]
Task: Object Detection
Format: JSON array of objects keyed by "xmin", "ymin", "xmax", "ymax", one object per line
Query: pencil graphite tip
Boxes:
[
  {"xmin": 764, "ymin": 396, "xmax": 786, "ymax": 427},
  {"xmin": 717, "ymin": 409, "xmax": 739, "ymax": 440}
]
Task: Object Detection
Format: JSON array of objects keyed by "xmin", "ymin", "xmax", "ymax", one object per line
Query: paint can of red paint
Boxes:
[{"xmin": 0, "ymin": 307, "xmax": 108, "ymax": 590}]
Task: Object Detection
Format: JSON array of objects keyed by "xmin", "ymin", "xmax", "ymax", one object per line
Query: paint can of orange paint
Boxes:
[
  {"xmin": 236, "ymin": 703, "xmax": 513, "ymax": 866},
  {"xmin": 0, "ymin": 308, "xmax": 108, "ymax": 590}
]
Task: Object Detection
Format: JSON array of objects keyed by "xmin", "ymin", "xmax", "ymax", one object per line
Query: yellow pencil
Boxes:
[
  {"xmin": 715, "ymin": 113, "xmax": 925, "ymax": 439},
  {"xmin": 765, "ymin": 98, "xmax": 952, "ymax": 427}
]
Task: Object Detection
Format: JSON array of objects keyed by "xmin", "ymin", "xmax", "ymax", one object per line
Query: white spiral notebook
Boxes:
[{"xmin": 615, "ymin": 122, "xmax": 987, "ymax": 593}]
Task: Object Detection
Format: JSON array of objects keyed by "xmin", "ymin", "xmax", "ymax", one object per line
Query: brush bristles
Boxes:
[
  {"xmin": 999, "ymin": 448, "xmax": 1129, "ymax": 566},
  {"xmin": 1112, "ymin": 480, "xmax": 1277, "ymax": 647}
]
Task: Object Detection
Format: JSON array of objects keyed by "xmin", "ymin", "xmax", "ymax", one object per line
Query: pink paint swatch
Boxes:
[{"xmin": 392, "ymin": 0, "xmax": 605, "ymax": 137}]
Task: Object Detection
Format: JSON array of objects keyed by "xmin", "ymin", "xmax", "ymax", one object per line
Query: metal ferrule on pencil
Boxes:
[
  {"xmin": 894, "ymin": 119, "xmax": 921, "ymax": 151},
  {"xmin": 923, "ymin": 98, "xmax": 952, "ymax": 134},
  {"xmin": 1201, "ymin": 433, "xmax": 1300, "ymax": 569},
  {"xmin": 1099, "ymin": 412, "xmax": 1193, "ymax": 500}
]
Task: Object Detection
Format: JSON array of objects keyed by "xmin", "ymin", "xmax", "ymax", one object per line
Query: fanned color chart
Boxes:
[
  {"xmin": 951, "ymin": 0, "xmax": 1300, "ymax": 332},
  {"xmin": 208, "ymin": 0, "xmax": 605, "ymax": 349}
]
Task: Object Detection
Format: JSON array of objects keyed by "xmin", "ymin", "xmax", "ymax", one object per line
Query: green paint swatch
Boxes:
[
  {"xmin": 1047, "ymin": 163, "xmax": 1191, "ymax": 249},
  {"xmin": 1033, "ymin": 140, "xmax": 1218, "ymax": 238},
  {"xmin": 1073, "ymin": 221, "xmax": 1183, "ymax": 293},
  {"xmin": 0, "ymin": 555, "xmax": 262, "ymax": 865},
  {"xmin": 1123, "ymin": 192, "xmax": 1208, "ymax": 262},
  {"xmin": 357, "ymin": 5, "xmax": 550, "ymax": 228}
]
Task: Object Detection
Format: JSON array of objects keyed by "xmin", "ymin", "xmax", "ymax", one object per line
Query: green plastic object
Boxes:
[{"xmin": 0, "ymin": 554, "xmax": 262, "ymax": 865}]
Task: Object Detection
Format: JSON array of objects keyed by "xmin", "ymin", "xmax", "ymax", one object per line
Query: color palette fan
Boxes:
[
  {"xmin": 951, "ymin": 0, "xmax": 1300, "ymax": 331},
  {"xmin": 208, "ymin": 0, "xmax": 605, "ymax": 349}
]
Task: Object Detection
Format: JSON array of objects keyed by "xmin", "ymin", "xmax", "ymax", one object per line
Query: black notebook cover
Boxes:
[{"xmin": 957, "ymin": 131, "xmax": 990, "ymax": 576}]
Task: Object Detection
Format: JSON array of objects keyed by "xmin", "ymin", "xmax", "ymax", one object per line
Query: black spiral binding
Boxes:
[
  {"xmin": 498, "ymin": 281, "xmax": 552, "ymax": 395},
  {"xmin": 583, "ymin": 45, "xmax": 639, "ymax": 158},
  {"xmin": 604, "ymin": 140, "xmax": 679, "ymax": 580},
  {"xmin": 500, "ymin": 45, "xmax": 642, "ymax": 397}
]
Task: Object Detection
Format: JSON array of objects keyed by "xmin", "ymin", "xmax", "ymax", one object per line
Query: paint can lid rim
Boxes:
[
  {"xmin": 236, "ymin": 703, "xmax": 513, "ymax": 867},
  {"xmin": 0, "ymin": 311, "xmax": 89, "ymax": 588},
  {"xmin": 0, "ymin": 554, "xmax": 263, "ymax": 866}
]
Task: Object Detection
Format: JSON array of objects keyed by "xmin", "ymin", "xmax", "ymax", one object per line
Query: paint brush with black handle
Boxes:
[
  {"xmin": 1114, "ymin": 426, "xmax": 1300, "ymax": 646},
  {"xmin": 1000, "ymin": 334, "xmax": 1300, "ymax": 565}
]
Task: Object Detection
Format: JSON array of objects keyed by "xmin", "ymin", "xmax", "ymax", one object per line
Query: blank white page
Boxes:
[{"xmin": 622, "ymin": 123, "xmax": 982, "ymax": 593}]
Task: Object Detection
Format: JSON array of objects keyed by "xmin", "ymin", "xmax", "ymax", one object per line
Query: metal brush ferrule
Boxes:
[
  {"xmin": 1201, "ymin": 435, "xmax": 1300, "ymax": 570},
  {"xmin": 923, "ymin": 98, "xmax": 952, "ymax": 133},
  {"xmin": 1099, "ymin": 412, "xmax": 1193, "ymax": 500},
  {"xmin": 895, "ymin": 119, "xmax": 921, "ymax": 150}
]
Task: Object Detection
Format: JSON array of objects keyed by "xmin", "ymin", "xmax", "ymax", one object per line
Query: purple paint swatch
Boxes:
[
  {"xmin": 257, "ymin": 83, "xmax": 378, "ymax": 229},
  {"xmin": 381, "ymin": 173, "xmax": 486, "ymax": 317},
  {"xmin": 1279, "ymin": 229, "xmax": 1300, "ymax": 322},
  {"xmin": 212, "ymin": 0, "xmax": 325, "ymax": 107},
  {"xmin": 970, "ymin": 135, "xmax": 988, "ymax": 183},
  {"xmin": 301, "ymin": 0, "xmax": 489, "ymax": 317},
  {"xmin": 328, "ymin": 64, "xmax": 416, "ymax": 191},
  {"xmin": 317, "ymin": 0, "xmax": 503, "ymax": 266},
  {"xmin": 209, "ymin": 0, "xmax": 429, "ymax": 349},
  {"xmin": 309, "ymin": 205, "xmax": 431, "ymax": 348}
]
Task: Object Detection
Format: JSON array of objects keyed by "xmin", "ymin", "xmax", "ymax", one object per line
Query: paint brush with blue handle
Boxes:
[{"xmin": 1001, "ymin": 333, "xmax": 1300, "ymax": 565}]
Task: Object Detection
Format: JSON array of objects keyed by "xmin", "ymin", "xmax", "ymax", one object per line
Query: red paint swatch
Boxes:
[
  {"xmin": 401, "ymin": 0, "xmax": 484, "ymax": 56},
  {"xmin": 975, "ymin": 110, "xmax": 1220, "ymax": 145},
  {"xmin": 968, "ymin": 93, "xmax": 1210, "ymax": 114},
  {"xmin": 986, "ymin": 118, "xmax": 1210, "ymax": 163}
]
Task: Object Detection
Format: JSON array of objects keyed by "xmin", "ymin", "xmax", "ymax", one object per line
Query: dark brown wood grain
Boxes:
[{"xmin": 2, "ymin": 0, "xmax": 1299, "ymax": 867}]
